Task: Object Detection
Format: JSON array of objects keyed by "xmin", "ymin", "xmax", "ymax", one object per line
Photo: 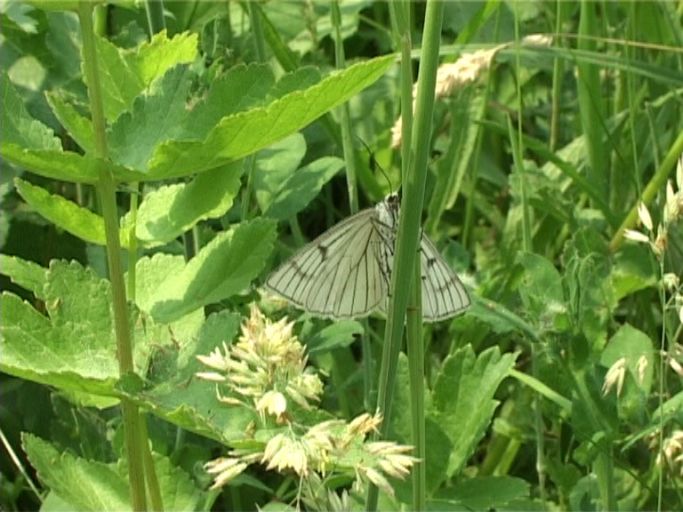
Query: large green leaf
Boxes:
[
  {"xmin": 0, "ymin": 72, "xmax": 60, "ymax": 150},
  {"xmin": 23, "ymin": 434, "xmax": 205, "ymax": 511},
  {"xmin": 431, "ymin": 345, "xmax": 518, "ymax": 477},
  {"xmin": 128, "ymin": 162, "xmax": 244, "ymax": 246},
  {"xmin": 107, "ymin": 65, "xmax": 194, "ymax": 171},
  {"xmin": 89, "ymin": 31, "xmax": 198, "ymax": 123},
  {"xmin": 45, "ymin": 90, "xmax": 94, "ymax": 153},
  {"xmin": 0, "ymin": 254, "xmax": 48, "ymax": 297},
  {"xmin": 149, "ymin": 218, "xmax": 277, "ymax": 323},
  {"xmin": 23, "ymin": 434, "xmax": 129, "ymax": 511},
  {"xmin": 144, "ymin": 55, "xmax": 394, "ymax": 180},
  {"xmin": 264, "ymin": 156, "xmax": 345, "ymax": 220},
  {"xmin": 432, "ymin": 476, "xmax": 531, "ymax": 510}
]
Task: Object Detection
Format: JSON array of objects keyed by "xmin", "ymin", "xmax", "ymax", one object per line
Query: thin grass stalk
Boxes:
[
  {"xmin": 577, "ymin": 1, "xmax": 609, "ymax": 204},
  {"xmin": 366, "ymin": 1, "xmax": 444, "ymax": 509},
  {"xmin": 390, "ymin": 2, "xmax": 425, "ymax": 508},
  {"xmin": 512, "ymin": 13, "xmax": 548, "ymax": 505},
  {"xmin": 549, "ymin": 0, "xmax": 564, "ymax": 151},
  {"xmin": 331, "ymin": 0, "xmax": 358, "ymax": 214},
  {"xmin": 656, "ymin": 257, "xmax": 667, "ymax": 512},
  {"xmin": 77, "ymin": 3, "xmax": 146, "ymax": 509}
]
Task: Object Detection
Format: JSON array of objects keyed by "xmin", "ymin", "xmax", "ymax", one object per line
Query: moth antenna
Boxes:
[{"xmin": 355, "ymin": 136, "xmax": 394, "ymax": 194}]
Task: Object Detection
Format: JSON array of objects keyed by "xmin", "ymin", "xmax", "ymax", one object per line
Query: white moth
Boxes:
[{"xmin": 265, "ymin": 193, "xmax": 470, "ymax": 322}]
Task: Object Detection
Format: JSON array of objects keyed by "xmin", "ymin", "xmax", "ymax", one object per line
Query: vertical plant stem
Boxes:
[
  {"xmin": 241, "ymin": 2, "xmax": 267, "ymax": 222},
  {"xmin": 331, "ymin": 0, "xmax": 359, "ymax": 214},
  {"xmin": 144, "ymin": 0, "xmax": 166, "ymax": 34},
  {"xmin": 366, "ymin": 1, "xmax": 444, "ymax": 509},
  {"xmin": 512, "ymin": 15, "xmax": 548, "ymax": 506},
  {"xmin": 77, "ymin": 3, "xmax": 147, "ymax": 510},
  {"xmin": 549, "ymin": 0, "xmax": 564, "ymax": 151},
  {"xmin": 392, "ymin": 1, "xmax": 426, "ymax": 509},
  {"xmin": 577, "ymin": 0, "xmax": 608, "ymax": 203}
]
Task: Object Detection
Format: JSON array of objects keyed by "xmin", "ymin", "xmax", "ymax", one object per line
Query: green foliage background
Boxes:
[{"xmin": 1, "ymin": 1, "xmax": 682, "ymax": 511}]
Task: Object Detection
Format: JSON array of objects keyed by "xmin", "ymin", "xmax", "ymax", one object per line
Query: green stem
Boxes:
[
  {"xmin": 609, "ymin": 130, "xmax": 683, "ymax": 251},
  {"xmin": 140, "ymin": 415, "xmax": 164, "ymax": 512},
  {"xmin": 247, "ymin": 1, "xmax": 267, "ymax": 62},
  {"xmin": 549, "ymin": 0, "xmax": 564, "ymax": 151},
  {"xmin": 78, "ymin": 3, "xmax": 147, "ymax": 510},
  {"xmin": 144, "ymin": 0, "xmax": 166, "ymax": 34},
  {"xmin": 366, "ymin": 1, "xmax": 443, "ymax": 509},
  {"xmin": 331, "ymin": 0, "xmax": 358, "ymax": 214}
]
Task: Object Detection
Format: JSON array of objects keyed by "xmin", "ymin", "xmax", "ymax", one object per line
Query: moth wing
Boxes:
[{"xmin": 265, "ymin": 208, "xmax": 388, "ymax": 319}]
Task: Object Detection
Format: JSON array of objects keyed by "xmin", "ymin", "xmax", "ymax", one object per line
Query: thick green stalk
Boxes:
[
  {"xmin": 391, "ymin": 1, "xmax": 426, "ymax": 509},
  {"xmin": 144, "ymin": 0, "xmax": 165, "ymax": 34},
  {"xmin": 366, "ymin": 1, "xmax": 444, "ymax": 509},
  {"xmin": 609, "ymin": 130, "xmax": 683, "ymax": 251},
  {"xmin": 77, "ymin": 3, "xmax": 147, "ymax": 510},
  {"xmin": 331, "ymin": 0, "xmax": 358, "ymax": 214}
]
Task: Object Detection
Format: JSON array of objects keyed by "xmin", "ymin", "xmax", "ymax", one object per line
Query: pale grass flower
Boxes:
[
  {"xmin": 196, "ymin": 305, "xmax": 323, "ymax": 420},
  {"xmin": 262, "ymin": 433, "xmax": 309, "ymax": 476},
  {"xmin": 636, "ymin": 355, "xmax": 648, "ymax": 384},
  {"xmin": 204, "ymin": 457, "xmax": 248, "ymax": 489},
  {"xmin": 637, "ymin": 202, "xmax": 653, "ymax": 231},
  {"xmin": 662, "ymin": 273, "xmax": 680, "ymax": 291},
  {"xmin": 623, "ymin": 229, "xmax": 649, "ymax": 244},
  {"xmin": 656, "ymin": 430, "xmax": 683, "ymax": 476},
  {"xmin": 391, "ymin": 35, "xmax": 552, "ymax": 147},
  {"xmin": 602, "ymin": 357, "xmax": 627, "ymax": 396}
]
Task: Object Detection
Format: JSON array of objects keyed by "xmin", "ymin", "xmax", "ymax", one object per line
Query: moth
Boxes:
[{"xmin": 265, "ymin": 193, "xmax": 470, "ymax": 321}]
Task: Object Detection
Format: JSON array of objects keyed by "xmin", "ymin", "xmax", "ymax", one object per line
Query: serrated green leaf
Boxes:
[
  {"xmin": 184, "ymin": 63, "xmax": 276, "ymax": 139},
  {"xmin": 45, "ymin": 90, "xmax": 94, "ymax": 153},
  {"xmin": 132, "ymin": 253, "xmax": 187, "ymax": 314},
  {"xmin": 0, "ymin": 292, "xmax": 118, "ymax": 395},
  {"xmin": 0, "ymin": 254, "xmax": 47, "ymax": 297},
  {"xmin": 136, "ymin": 311, "xmax": 255, "ymax": 443},
  {"xmin": 108, "ymin": 65, "xmax": 194, "ymax": 171},
  {"xmin": 253, "ymin": 133, "xmax": 307, "ymax": 210},
  {"xmin": 15, "ymin": 178, "xmax": 107, "ymax": 246},
  {"xmin": 1, "ymin": 72, "xmax": 60, "ymax": 150},
  {"xmin": 431, "ymin": 345, "xmax": 518, "ymax": 476},
  {"xmin": 132, "ymin": 30, "xmax": 198, "ymax": 86},
  {"xmin": 145, "ymin": 55, "xmax": 394, "ymax": 180},
  {"xmin": 150, "ymin": 218, "xmax": 277, "ymax": 323},
  {"xmin": 130, "ymin": 162, "xmax": 243, "ymax": 246},
  {"xmin": 264, "ymin": 156, "xmax": 344, "ymax": 220},
  {"xmin": 517, "ymin": 252, "xmax": 567, "ymax": 330},
  {"xmin": 1, "ymin": 143, "xmax": 144, "ymax": 184},
  {"xmin": 90, "ymin": 36, "xmax": 144, "ymax": 123},
  {"xmin": 23, "ymin": 434, "xmax": 130, "ymax": 511},
  {"xmin": 149, "ymin": 454, "xmax": 206, "ymax": 511},
  {"xmin": 90, "ymin": 31, "xmax": 198, "ymax": 123}
]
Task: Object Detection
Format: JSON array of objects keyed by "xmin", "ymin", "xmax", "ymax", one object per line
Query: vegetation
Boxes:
[{"xmin": 1, "ymin": 1, "xmax": 682, "ymax": 511}]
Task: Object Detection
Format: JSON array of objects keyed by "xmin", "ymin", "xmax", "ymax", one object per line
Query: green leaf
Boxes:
[
  {"xmin": 517, "ymin": 252, "xmax": 567, "ymax": 331},
  {"xmin": 108, "ymin": 65, "xmax": 194, "ymax": 171},
  {"xmin": 184, "ymin": 63, "xmax": 276, "ymax": 139},
  {"xmin": 306, "ymin": 320, "xmax": 363, "ymax": 355},
  {"xmin": 138, "ymin": 312, "xmax": 256, "ymax": 443},
  {"xmin": 23, "ymin": 434, "xmax": 205, "ymax": 511},
  {"xmin": 0, "ymin": 291, "xmax": 118, "ymax": 395},
  {"xmin": 433, "ymin": 476, "xmax": 530, "ymax": 510},
  {"xmin": 1, "ymin": 72, "xmax": 60, "ymax": 150},
  {"xmin": 601, "ymin": 324, "xmax": 654, "ymax": 421},
  {"xmin": 89, "ymin": 31, "xmax": 198, "ymax": 123},
  {"xmin": 23, "ymin": 434, "xmax": 130, "ymax": 511},
  {"xmin": 150, "ymin": 218, "xmax": 277, "ymax": 323},
  {"xmin": 264, "ymin": 157, "xmax": 345, "ymax": 220},
  {"xmin": 15, "ymin": 178, "xmax": 107, "ymax": 246},
  {"xmin": 45, "ymin": 90, "xmax": 94, "ymax": 153},
  {"xmin": 0, "ymin": 254, "xmax": 47, "ymax": 297},
  {"xmin": 145, "ymin": 55, "xmax": 394, "ymax": 180},
  {"xmin": 431, "ymin": 345, "xmax": 518, "ymax": 476},
  {"xmin": 132, "ymin": 253, "xmax": 187, "ymax": 314},
  {"xmin": 254, "ymin": 133, "xmax": 307, "ymax": 211},
  {"xmin": 129, "ymin": 162, "xmax": 244, "ymax": 246},
  {"xmin": 1, "ymin": 143, "xmax": 144, "ymax": 184}
]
